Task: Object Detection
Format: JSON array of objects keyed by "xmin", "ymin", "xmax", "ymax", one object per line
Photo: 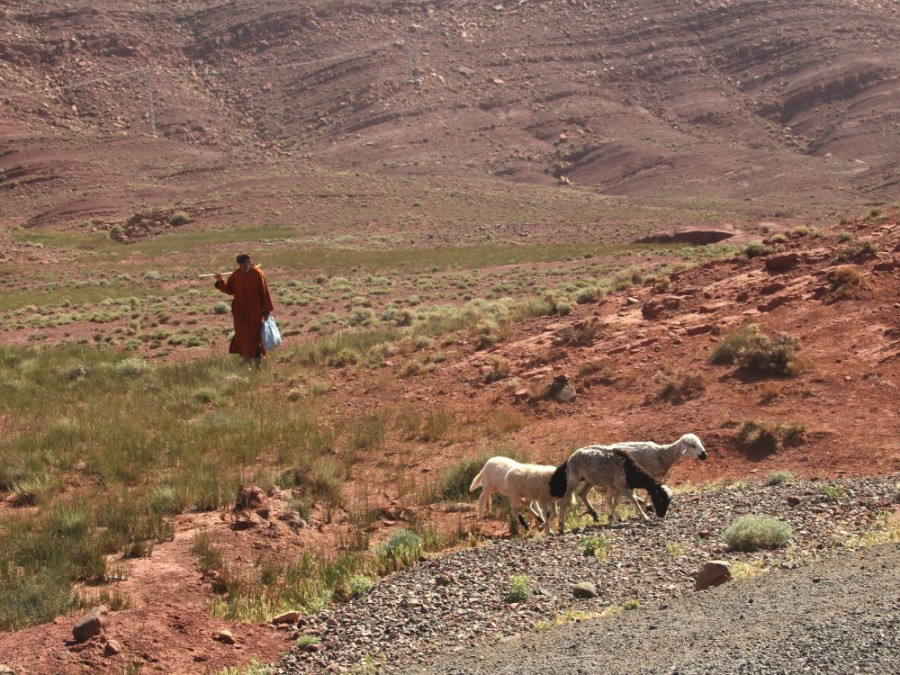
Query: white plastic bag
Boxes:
[{"xmin": 261, "ymin": 316, "xmax": 282, "ymax": 350}]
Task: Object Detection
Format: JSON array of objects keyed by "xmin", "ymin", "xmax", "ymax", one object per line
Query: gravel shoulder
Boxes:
[
  {"xmin": 279, "ymin": 477, "xmax": 899, "ymax": 674},
  {"xmin": 413, "ymin": 542, "xmax": 900, "ymax": 675}
]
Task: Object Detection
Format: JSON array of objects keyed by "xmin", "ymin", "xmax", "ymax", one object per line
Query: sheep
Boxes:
[
  {"xmin": 555, "ymin": 447, "xmax": 673, "ymax": 534},
  {"xmin": 469, "ymin": 457, "xmax": 562, "ymax": 532},
  {"xmin": 611, "ymin": 433, "xmax": 708, "ymax": 482},
  {"xmin": 502, "ymin": 462, "xmax": 569, "ymax": 535},
  {"xmin": 469, "ymin": 456, "xmax": 520, "ymax": 519}
]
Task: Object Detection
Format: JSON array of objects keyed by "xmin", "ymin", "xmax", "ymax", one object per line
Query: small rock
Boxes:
[
  {"xmin": 695, "ymin": 561, "xmax": 732, "ymax": 591},
  {"xmin": 73, "ymin": 606, "xmax": 109, "ymax": 642},
  {"xmin": 104, "ymin": 640, "xmax": 122, "ymax": 657},
  {"xmin": 698, "ymin": 529, "xmax": 711, "ymax": 538},
  {"xmin": 215, "ymin": 629, "xmax": 236, "ymax": 645},
  {"xmin": 572, "ymin": 582, "xmax": 598, "ymax": 599},
  {"xmin": 272, "ymin": 611, "xmax": 301, "ymax": 625},
  {"xmin": 0, "ymin": 664, "xmax": 16, "ymax": 674},
  {"xmin": 764, "ymin": 252, "xmax": 800, "ymax": 272},
  {"xmin": 787, "ymin": 495, "xmax": 803, "ymax": 505}
]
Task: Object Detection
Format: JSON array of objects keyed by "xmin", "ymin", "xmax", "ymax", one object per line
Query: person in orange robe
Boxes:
[{"xmin": 214, "ymin": 253, "xmax": 274, "ymax": 366}]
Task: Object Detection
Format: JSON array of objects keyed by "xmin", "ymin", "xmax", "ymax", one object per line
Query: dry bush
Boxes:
[
  {"xmin": 656, "ymin": 368, "xmax": 705, "ymax": 403},
  {"xmin": 823, "ymin": 265, "xmax": 868, "ymax": 303}
]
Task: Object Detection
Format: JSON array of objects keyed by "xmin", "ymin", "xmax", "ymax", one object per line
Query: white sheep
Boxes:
[
  {"xmin": 555, "ymin": 447, "xmax": 673, "ymax": 534},
  {"xmin": 469, "ymin": 456, "xmax": 520, "ymax": 519},
  {"xmin": 611, "ymin": 433, "xmax": 708, "ymax": 481},
  {"xmin": 469, "ymin": 457, "xmax": 567, "ymax": 534}
]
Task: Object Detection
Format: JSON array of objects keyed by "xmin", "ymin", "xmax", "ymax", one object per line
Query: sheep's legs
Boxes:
[
  {"xmin": 625, "ymin": 490, "xmax": 651, "ymax": 521},
  {"xmin": 578, "ymin": 484, "xmax": 599, "ymax": 521},
  {"xmin": 477, "ymin": 489, "xmax": 491, "ymax": 518}
]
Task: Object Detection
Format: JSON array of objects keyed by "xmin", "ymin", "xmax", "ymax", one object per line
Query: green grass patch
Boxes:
[{"xmin": 724, "ymin": 515, "xmax": 792, "ymax": 551}]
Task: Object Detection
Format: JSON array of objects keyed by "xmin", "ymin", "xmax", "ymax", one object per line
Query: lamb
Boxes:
[
  {"xmin": 611, "ymin": 433, "xmax": 708, "ymax": 482},
  {"xmin": 469, "ymin": 456, "xmax": 565, "ymax": 530},
  {"xmin": 502, "ymin": 462, "xmax": 569, "ymax": 535},
  {"xmin": 555, "ymin": 447, "xmax": 673, "ymax": 534},
  {"xmin": 469, "ymin": 456, "xmax": 520, "ymax": 519}
]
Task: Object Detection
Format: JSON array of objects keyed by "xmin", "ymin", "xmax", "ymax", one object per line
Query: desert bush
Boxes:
[
  {"xmin": 212, "ymin": 302, "xmax": 230, "ymax": 315},
  {"xmin": 767, "ymin": 233, "xmax": 788, "ymax": 244},
  {"xmin": 505, "ymin": 574, "xmax": 531, "ymax": 603},
  {"xmin": 438, "ymin": 455, "xmax": 491, "ymax": 501},
  {"xmin": 739, "ymin": 421, "xmax": 805, "ymax": 454},
  {"xmin": 739, "ymin": 421, "xmax": 781, "ymax": 454},
  {"xmin": 790, "ymin": 226, "xmax": 811, "ymax": 238},
  {"xmin": 484, "ymin": 355, "xmax": 511, "ymax": 383},
  {"xmin": 709, "ymin": 324, "xmax": 802, "ymax": 377},
  {"xmin": 348, "ymin": 574, "xmax": 373, "ymax": 597},
  {"xmin": 656, "ymin": 368, "xmax": 705, "ymax": 403},
  {"xmin": 744, "ymin": 242, "xmax": 773, "ymax": 258},
  {"xmin": 833, "ymin": 238, "xmax": 878, "ymax": 263},
  {"xmin": 823, "ymin": 265, "xmax": 868, "ymax": 303},
  {"xmin": 580, "ymin": 535, "xmax": 611, "ymax": 560},
  {"xmin": 375, "ymin": 529, "xmax": 422, "ymax": 574},
  {"xmin": 724, "ymin": 515, "xmax": 792, "ymax": 551},
  {"xmin": 821, "ymin": 485, "xmax": 845, "ymax": 503},
  {"xmin": 169, "ymin": 212, "xmax": 191, "ymax": 226},
  {"xmin": 766, "ymin": 470, "xmax": 795, "ymax": 486}
]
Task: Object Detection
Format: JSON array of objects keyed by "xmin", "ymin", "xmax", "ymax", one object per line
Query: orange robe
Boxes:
[{"xmin": 215, "ymin": 265, "xmax": 274, "ymax": 359}]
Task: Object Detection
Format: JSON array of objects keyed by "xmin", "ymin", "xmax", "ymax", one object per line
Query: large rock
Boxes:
[
  {"xmin": 72, "ymin": 605, "xmax": 109, "ymax": 642},
  {"xmin": 642, "ymin": 295, "xmax": 680, "ymax": 319},
  {"xmin": 572, "ymin": 582, "xmax": 598, "ymax": 599},
  {"xmin": 764, "ymin": 252, "xmax": 800, "ymax": 272},
  {"xmin": 694, "ymin": 561, "xmax": 733, "ymax": 591},
  {"xmin": 636, "ymin": 228, "xmax": 736, "ymax": 245}
]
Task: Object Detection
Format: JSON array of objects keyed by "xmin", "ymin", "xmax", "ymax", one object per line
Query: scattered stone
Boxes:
[
  {"xmin": 103, "ymin": 640, "xmax": 122, "ymax": 657},
  {"xmin": 215, "ymin": 629, "xmax": 236, "ymax": 645},
  {"xmin": 72, "ymin": 606, "xmax": 109, "ymax": 642},
  {"xmin": 642, "ymin": 295, "xmax": 680, "ymax": 319},
  {"xmin": 695, "ymin": 561, "xmax": 732, "ymax": 591},
  {"xmin": 787, "ymin": 495, "xmax": 803, "ymax": 505},
  {"xmin": 572, "ymin": 582, "xmax": 598, "ymax": 599},
  {"xmin": 236, "ymin": 485, "xmax": 267, "ymax": 510},
  {"xmin": 764, "ymin": 252, "xmax": 800, "ymax": 272},
  {"xmin": 273, "ymin": 611, "xmax": 302, "ymax": 625}
]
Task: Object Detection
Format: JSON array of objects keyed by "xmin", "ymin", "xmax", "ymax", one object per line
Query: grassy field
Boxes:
[{"xmin": 0, "ymin": 223, "xmax": 744, "ymax": 630}]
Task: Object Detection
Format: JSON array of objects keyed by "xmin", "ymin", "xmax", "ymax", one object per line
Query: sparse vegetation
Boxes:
[
  {"xmin": 709, "ymin": 324, "xmax": 802, "ymax": 377},
  {"xmin": 766, "ymin": 470, "xmax": 795, "ymax": 486},
  {"xmin": 580, "ymin": 534, "xmax": 612, "ymax": 560},
  {"xmin": 656, "ymin": 368, "xmax": 705, "ymax": 403},
  {"xmin": 505, "ymin": 574, "xmax": 531, "ymax": 603},
  {"xmin": 724, "ymin": 515, "xmax": 792, "ymax": 551}
]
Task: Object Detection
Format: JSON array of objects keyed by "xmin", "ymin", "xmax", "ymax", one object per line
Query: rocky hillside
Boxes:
[{"xmin": 3, "ymin": 0, "xmax": 900, "ymax": 231}]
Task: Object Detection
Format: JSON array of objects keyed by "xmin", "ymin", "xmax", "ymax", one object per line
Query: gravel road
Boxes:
[
  {"xmin": 279, "ymin": 477, "xmax": 899, "ymax": 674},
  {"xmin": 411, "ymin": 542, "xmax": 900, "ymax": 675}
]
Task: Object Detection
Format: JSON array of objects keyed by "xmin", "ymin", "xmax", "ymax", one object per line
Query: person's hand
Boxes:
[{"xmin": 214, "ymin": 272, "xmax": 224, "ymax": 282}]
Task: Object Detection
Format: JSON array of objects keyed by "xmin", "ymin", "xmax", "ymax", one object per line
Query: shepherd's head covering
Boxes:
[{"xmin": 236, "ymin": 253, "xmax": 251, "ymax": 264}]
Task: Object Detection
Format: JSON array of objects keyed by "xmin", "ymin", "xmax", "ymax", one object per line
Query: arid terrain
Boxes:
[{"xmin": 1, "ymin": 1, "xmax": 899, "ymax": 673}]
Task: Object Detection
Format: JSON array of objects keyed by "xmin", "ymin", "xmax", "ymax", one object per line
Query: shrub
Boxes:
[
  {"xmin": 744, "ymin": 242, "xmax": 773, "ymax": 258},
  {"xmin": 724, "ymin": 515, "xmax": 792, "ymax": 551},
  {"xmin": 790, "ymin": 226, "xmax": 810, "ymax": 238},
  {"xmin": 821, "ymin": 485, "xmax": 845, "ymax": 503},
  {"xmin": 326, "ymin": 348, "xmax": 360, "ymax": 368},
  {"xmin": 580, "ymin": 535, "xmax": 611, "ymax": 560},
  {"xmin": 212, "ymin": 302, "xmax": 230, "ymax": 315},
  {"xmin": 375, "ymin": 529, "xmax": 422, "ymax": 573},
  {"xmin": 709, "ymin": 324, "xmax": 802, "ymax": 377},
  {"xmin": 767, "ymin": 233, "xmax": 788, "ymax": 244},
  {"xmin": 169, "ymin": 212, "xmax": 191, "ymax": 226},
  {"xmin": 739, "ymin": 421, "xmax": 805, "ymax": 454},
  {"xmin": 833, "ymin": 238, "xmax": 878, "ymax": 263},
  {"xmin": 739, "ymin": 421, "xmax": 781, "ymax": 454},
  {"xmin": 766, "ymin": 470, "xmax": 795, "ymax": 486},
  {"xmin": 438, "ymin": 455, "xmax": 490, "ymax": 501},
  {"xmin": 484, "ymin": 355, "xmax": 511, "ymax": 383},
  {"xmin": 348, "ymin": 574, "xmax": 373, "ymax": 596},
  {"xmin": 656, "ymin": 369, "xmax": 705, "ymax": 403},
  {"xmin": 505, "ymin": 575, "xmax": 531, "ymax": 603},
  {"xmin": 823, "ymin": 265, "xmax": 868, "ymax": 303},
  {"xmin": 115, "ymin": 357, "xmax": 150, "ymax": 378}
]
